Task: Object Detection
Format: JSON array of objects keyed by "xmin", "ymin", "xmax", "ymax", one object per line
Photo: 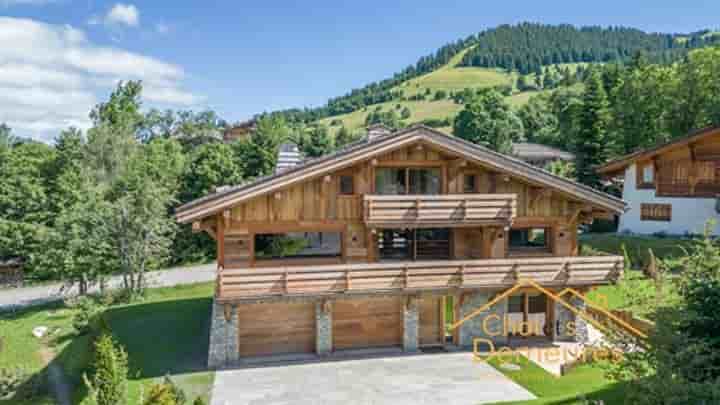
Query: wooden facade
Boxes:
[{"xmin": 178, "ymin": 126, "xmax": 626, "ymax": 360}]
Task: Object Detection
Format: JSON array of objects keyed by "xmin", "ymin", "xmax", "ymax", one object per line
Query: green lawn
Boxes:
[
  {"xmin": 0, "ymin": 282, "xmax": 216, "ymax": 404},
  {"xmin": 580, "ymin": 233, "xmax": 696, "ymax": 270},
  {"xmin": 486, "ymin": 356, "xmax": 627, "ymax": 404}
]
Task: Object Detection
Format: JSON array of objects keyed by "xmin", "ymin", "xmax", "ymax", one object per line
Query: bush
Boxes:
[
  {"xmin": 143, "ymin": 383, "xmax": 177, "ymax": 405},
  {"xmin": 70, "ymin": 296, "xmax": 106, "ymax": 335},
  {"xmin": 192, "ymin": 397, "xmax": 206, "ymax": 405},
  {"xmin": 0, "ymin": 366, "xmax": 27, "ymax": 399},
  {"xmin": 84, "ymin": 333, "xmax": 128, "ymax": 405}
]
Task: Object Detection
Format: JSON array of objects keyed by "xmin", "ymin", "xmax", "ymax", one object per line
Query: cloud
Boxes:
[
  {"xmin": 0, "ymin": 17, "xmax": 202, "ymax": 141},
  {"xmin": 106, "ymin": 3, "xmax": 139, "ymax": 27},
  {"xmin": 88, "ymin": 3, "xmax": 139, "ymax": 29}
]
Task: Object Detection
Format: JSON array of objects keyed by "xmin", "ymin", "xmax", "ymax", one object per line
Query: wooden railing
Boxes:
[
  {"xmin": 216, "ymin": 256, "xmax": 623, "ymax": 301},
  {"xmin": 363, "ymin": 194, "xmax": 516, "ymax": 227}
]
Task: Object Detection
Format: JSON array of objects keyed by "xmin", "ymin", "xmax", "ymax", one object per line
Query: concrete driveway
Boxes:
[{"xmin": 211, "ymin": 352, "xmax": 535, "ymax": 405}]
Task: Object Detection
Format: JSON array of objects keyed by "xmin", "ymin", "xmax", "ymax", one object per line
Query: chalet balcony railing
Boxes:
[
  {"xmin": 363, "ymin": 194, "xmax": 517, "ymax": 227},
  {"xmin": 216, "ymin": 256, "xmax": 623, "ymax": 301}
]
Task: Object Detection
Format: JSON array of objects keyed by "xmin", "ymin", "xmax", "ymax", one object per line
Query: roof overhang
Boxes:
[
  {"xmin": 598, "ymin": 126, "xmax": 720, "ymax": 176},
  {"xmin": 176, "ymin": 126, "xmax": 626, "ymax": 224}
]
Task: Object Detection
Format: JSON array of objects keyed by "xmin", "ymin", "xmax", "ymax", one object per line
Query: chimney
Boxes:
[
  {"xmin": 366, "ymin": 124, "xmax": 392, "ymax": 141},
  {"xmin": 275, "ymin": 142, "xmax": 302, "ymax": 174}
]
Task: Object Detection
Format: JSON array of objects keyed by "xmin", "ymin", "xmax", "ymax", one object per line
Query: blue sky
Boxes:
[{"xmin": 1, "ymin": 0, "xmax": 719, "ymax": 140}]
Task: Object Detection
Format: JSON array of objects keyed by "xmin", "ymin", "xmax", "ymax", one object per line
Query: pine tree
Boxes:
[{"xmin": 574, "ymin": 71, "xmax": 611, "ymax": 188}]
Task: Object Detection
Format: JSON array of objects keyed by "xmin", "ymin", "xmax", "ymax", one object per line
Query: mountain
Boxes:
[{"xmin": 263, "ymin": 23, "xmax": 719, "ymax": 131}]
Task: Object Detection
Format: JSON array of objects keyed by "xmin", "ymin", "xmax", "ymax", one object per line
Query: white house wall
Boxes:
[{"xmin": 619, "ymin": 163, "xmax": 720, "ymax": 235}]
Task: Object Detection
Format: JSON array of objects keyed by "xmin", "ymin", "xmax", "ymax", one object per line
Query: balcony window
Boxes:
[
  {"xmin": 375, "ymin": 168, "xmax": 440, "ymax": 195},
  {"xmin": 255, "ymin": 232, "xmax": 341, "ymax": 260},
  {"xmin": 378, "ymin": 228, "xmax": 450, "ymax": 260},
  {"xmin": 339, "ymin": 175, "xmax": 354, "ymax": 195},
  {"xmin": 509, "ymin": 228, "xmax": 551, "ymax": 255},
  {"xmin": 463, "ymin": 173, "xmax": 477, "ymax": 193}
]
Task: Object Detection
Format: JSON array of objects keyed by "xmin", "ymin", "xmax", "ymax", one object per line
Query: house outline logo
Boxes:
[{"xmin": 448, "ymin": 278, "xmax": 648, "ymax": 340}]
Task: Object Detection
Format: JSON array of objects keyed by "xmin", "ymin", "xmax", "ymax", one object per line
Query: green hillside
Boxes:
[{"xmin": 319, "ymin": 47, "xmax": 558, "ymax": 133}]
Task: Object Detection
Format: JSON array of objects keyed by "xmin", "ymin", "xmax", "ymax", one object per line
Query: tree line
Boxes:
[
  {"xmin": 0, "ymin": 82, "xmax": 351, "ymax": 294},
  {"xmin": 453, "ymin": 47, "xmax": 720, "ymax": 189},
  {"xmin": 268, "ymin": 23, "xmax": 718, "ymax": 124}
]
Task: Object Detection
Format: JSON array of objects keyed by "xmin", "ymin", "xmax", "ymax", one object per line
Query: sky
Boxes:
[{"xmin": 1, "ymin": 0, "xmax": 719, "ymax": 141}]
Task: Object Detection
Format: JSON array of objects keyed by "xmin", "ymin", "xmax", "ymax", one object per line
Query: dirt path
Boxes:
[{"xmin": 39, "ymin": 347, "xmax": 72, "ymax": 405}]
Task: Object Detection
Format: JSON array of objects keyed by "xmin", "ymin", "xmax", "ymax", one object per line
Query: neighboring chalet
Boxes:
[
  {"xmin": 598, "ymin": 126, "xmax": 720, "ymax": 235},
  {"xmin": 223, "ymin": 119, "xmax": 257, "ymax": 142},
  {"xmin": 511, "ymin": 142, "xmax": 574, "ymax": 167},
  {"xmin": 175, "ymin": 125, "xmax": 625, "ymax": 367}
]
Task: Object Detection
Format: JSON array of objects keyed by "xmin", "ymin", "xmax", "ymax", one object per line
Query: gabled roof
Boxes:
[
  {"xmin": 176, "ymin": 125, "xmax": 626, "ymax": 223},
  {"xmin": 597, "ymin": 126, "xmax": 720, "ymax": 175}
]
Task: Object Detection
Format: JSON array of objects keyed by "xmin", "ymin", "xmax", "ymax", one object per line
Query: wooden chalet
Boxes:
[
  {"xmin": 598, "ymin": 126, "xmax": 720, "ymax": 235},
  {"xmin": 175, "ymin": 125, "xmax": 626, "ymax": 367}
]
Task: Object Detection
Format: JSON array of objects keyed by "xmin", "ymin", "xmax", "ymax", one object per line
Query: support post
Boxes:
[{"xmin": 403, "ymin": 295, "xmax": 420, "ymax": 352}]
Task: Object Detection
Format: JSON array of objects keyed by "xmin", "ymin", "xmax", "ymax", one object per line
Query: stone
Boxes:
[
  {"xmin": 554, "ymin": 296, "xmax": 589, "ymax": 344},
  {"xmin": 32, "ymin": 326, "xmax": 48, "ymax": 338},
  {"xmin": 458, "ymin": 292, "xmax": 508, "ymax": 348},
  {"xmin": 315, "ymin": 301, "xmax": 332, "ymax": 355},
  {"xmin": 499, "ymin": 362, "xmax": 522, "ymax": 371},
  {"xmin": 403, "ymin": 296, "xmax": 419, "ymax": 352},
  {"xmin": 208, "ymin": 300, "xmax": 239, "ymax": 369}
]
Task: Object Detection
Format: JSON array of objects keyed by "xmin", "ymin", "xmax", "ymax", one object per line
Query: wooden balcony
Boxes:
[
  {"xmin": 216, "ymin": 256, "xmax": 623, "ymax": 302},
  {"xmin": 363, "ymin": 194, "xmax": 517, "ymax": 228}
]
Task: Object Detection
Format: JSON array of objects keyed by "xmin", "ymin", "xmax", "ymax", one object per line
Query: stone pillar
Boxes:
[
  {"xmin": 208, "ymin": 299, "xmax": 239, "ymax": 369},
  {"xmin": 403, "ymin": 296, "xmax": 419, "ymax": 352},
  {"xmin": 315, "ymin": 300, "xmax": 333, "ymax": 355},
  {"xmin": 554, "ymin": 296, "xmax": 588, "ymax": 343},
  {"xmin": 458, "ymin": 291, "xmax": 508, "ymax": 348}
]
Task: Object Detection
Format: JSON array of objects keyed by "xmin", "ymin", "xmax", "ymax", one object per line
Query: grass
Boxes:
[
  {"xmin": 0, "ymin": 282, "xmax": 216, "ymax": 404},
  {"xmin": 486, "ymin": 356, "xmax": 628, "ymax": 404},
  {"xmin": 580, "ymin": 233, "xmax": 696, "ymax": 270}
]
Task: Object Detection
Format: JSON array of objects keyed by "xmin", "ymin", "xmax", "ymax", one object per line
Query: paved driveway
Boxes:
[{"xmin": 211, "ymin": 352, "xmax": 535, "ymax": 405}]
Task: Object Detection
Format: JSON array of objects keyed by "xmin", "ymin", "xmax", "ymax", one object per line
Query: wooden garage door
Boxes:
[
  {"xmin": 419, "ymin": 296, "xmax": 444, "ymax": 346},
  {"xmin": 237, "ymin": 302, "xmax": 315, "ymax": 357},
  {"xmin": 333, "ymin": 297, "xmax": 403, "ymax": 350}
]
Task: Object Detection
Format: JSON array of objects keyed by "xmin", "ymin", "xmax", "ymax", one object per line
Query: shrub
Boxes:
[
  {"xmin": 143, "ymin": 383, "xmax": 177, "ymax": 405},
  {"xmin": 0, "ymin": 366, "xmax": 26, "ymax": 399},
  {"xmin": 192, "ymin": 397, "xmax": 207, "ymax": 405},
  {"xmin": 84, "ymin": 333, "xmax": 128, "ymax": 405},
  {"xmin": 70, "ymin": 296, "xmax": 105, "ymax": 335}
]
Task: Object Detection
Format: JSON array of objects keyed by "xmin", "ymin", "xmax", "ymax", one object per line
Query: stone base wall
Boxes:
[
  {"xmin": 403, "ymin": 297, "xmax": 419, "ymax": 352},
  {"xmin": 316, "ymin": 301, "xmax": 332, "ymax": 355},
  {"xmin": 554, "ymin": 296, "xmax": 588, "ymax": 343},
  {"xmin": 458, "ymin": 292, "xmax": 508, "ymax": 348},
  {"xmin": 208, "ymin": 299, "xmax": 239, "ymax": 369}
]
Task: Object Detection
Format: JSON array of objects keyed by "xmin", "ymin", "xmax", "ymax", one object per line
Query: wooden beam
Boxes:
[{"xmin": 529, "ymin": 187, "xmax": 551, "ymax": 210}]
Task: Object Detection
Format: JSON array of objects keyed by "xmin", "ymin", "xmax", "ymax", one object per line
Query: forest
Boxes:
[{"xmin": 269, "ymin": 23, "xmax": 719, "ymax": 123}]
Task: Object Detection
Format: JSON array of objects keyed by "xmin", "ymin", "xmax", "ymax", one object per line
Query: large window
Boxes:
[
  {"xmin": 375, "ymin": 168, "xmax": 441, "ymax": 195},
  {"xmin": 378, "ymin": 228, "xmax": 450, "ymax": 261},
  {"xmin": 509, "ymin": 228, "xmax": 551, "ymax": 254},
  {"xmin": 254, "ymin": 232, "xmax": 341, "ymax": 260}
]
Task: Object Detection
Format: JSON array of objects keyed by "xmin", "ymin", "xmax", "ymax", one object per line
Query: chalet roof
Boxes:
[
  {"xmin": 511, "ymin": 142, "xmax": 574, "ymax": 162},
  {"xmin": 597, "ymin": 126, "xmax": 720, "ymax": 175},
  {"xmin": 176, "ymin": 125, "xmax": 626, "ymax": 223}
]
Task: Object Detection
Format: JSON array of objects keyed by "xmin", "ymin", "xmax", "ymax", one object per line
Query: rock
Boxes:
[
  {"xmin": 499, "ymin": 362, "xmax": 522, "ymax": 371},
  {"xmin": 32, "ymin": 326, "xmax": 48, "ymax": 338}
]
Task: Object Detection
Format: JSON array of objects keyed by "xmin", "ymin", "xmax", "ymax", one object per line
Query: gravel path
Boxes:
[{"xmin": 0, "ymin": 263, "xmax": 216, "ymax": 311}]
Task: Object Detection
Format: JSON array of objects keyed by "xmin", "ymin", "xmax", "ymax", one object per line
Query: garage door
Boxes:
[
  {"xmin": 237, "ymin": 302, "xmax": 315, "ymax": 357},
  {"xmin": 333, "ymin": 297, "xmax": 403, "ymax": 350},
  {"xmin": 419, "ymin": 296, "xmax": 444, "ymax": 346}
]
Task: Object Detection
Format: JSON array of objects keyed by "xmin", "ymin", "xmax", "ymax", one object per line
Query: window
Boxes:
[
  {"xmin": 375, "ymin": 168, "xmax": 441, "ymax": 195},
  {"xmin": 254, "ymin": 232, "xmax": 341, "ymax": 260},
  {"xmin": 509, "ymin": 228, "xmax": 551, "ymax": 253},
  {"xmin": 378, "ymin": 228, "xmax": 451, "ymax": 261},
  {"xmin": 640, "ymin": 203, "xmax": 671, "ymax": 221},
  {"xmin": 463, "ymin": 174, "xmax": 477, "ymax": 193},
  {"xmin": 339, "ymin": 175, "xmax": 354, "ymax": 195},
  {"xmin": 637, "ymin": 163, "xmax": 655, "ymax": 189}
]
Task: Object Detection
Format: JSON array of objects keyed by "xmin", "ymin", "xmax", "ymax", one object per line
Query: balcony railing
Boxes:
[
  {"xmin": 363, "ymin": 194, "xmax": 517, "ymax": 227},
  {"xmin": 216, "ymin": 256, "xmax": 623, "ymax": 301}
]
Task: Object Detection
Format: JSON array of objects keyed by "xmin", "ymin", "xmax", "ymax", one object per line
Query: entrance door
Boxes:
[
  {"xmin": 333, "ymin": 297, "xmax": 403, "ymax": 350},
  {"xmin": 419, "ymin": 296, "xmax": 444, "ymax": 346}
]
